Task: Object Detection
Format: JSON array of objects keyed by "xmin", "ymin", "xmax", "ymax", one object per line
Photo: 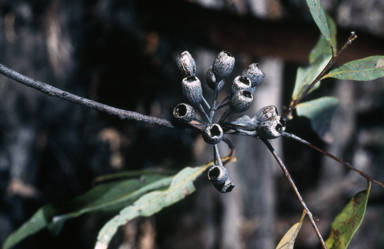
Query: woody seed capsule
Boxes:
[
  {"xmin": 206, "ymin": 66, "xmax": 216, "ymax": 90},
  {"xmin": 207, "ymin": 164, "xmax": 229, "ymax": 185},
  {"xmin": 176, "ymin": 51, "xmax": 196, "ymax": 77},
  {"xmin": 231, "ymin": 75, "xmax": 252, "ymax": 95},
  {"xmin": 213, "ymin": 51, "xmax": 235, "ymax": 80},
  {"xmin": 182, "ymin": 76, "xmax": 203, "ymax": 106},
  {"xmin": 173, "ymin": 103, "xmax": 196, "ymax": 123},
  {"xmin": 213, "ymin": 176, "xmax": 235, "ymax": 193},
  {"xmin": 242, "ymin": 63, "xmax": 265, "ymax": 87},
  {"xmin": 229, "ymin": 90, "xmax": 253, "ymax": 113}
]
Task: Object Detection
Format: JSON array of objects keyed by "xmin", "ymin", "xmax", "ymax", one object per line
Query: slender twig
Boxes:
[
  {"xmin": 215, "ymin": 94, "xmax": 230, "ymax": 110},
  {"xmin": 282, "ymin": 132, "xmax": 384, "ymax": 188},
  {"xmin": 261, "ymin": 138, "xmax": 327, "ymax": 249},
  {"xmin": 202, "ymin": 96, "xmax": 211, "ymax": 110},
  {"xmin": 213, "ymin": 144, "xmax": 223, "ymax": 165},
  {"xmin": 209, "ymin": 84, "xmax": 222, "ymax": 122},
  {"xmin": 0, "ymin": 64, "xmax": 205, "ymax": 132},
  {"xmin": 222, "ymin": 137, "xmax": 235, "ymax": 166},
  {"xmin": 198, "ymin": 104, "xmax": 211, "ymax": 122},
  {"xmin": 282, "ymin": 32, "xmax": 357, "ymax": 121},
  {"xmin": 218, "ymin": 106, "xmax": 231, "ymax": 124}
]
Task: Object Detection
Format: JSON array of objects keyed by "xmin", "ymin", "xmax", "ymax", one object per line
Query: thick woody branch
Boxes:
[{"xmin": 0, "ymin": 64, "xmax": 202, "ymax": 132}]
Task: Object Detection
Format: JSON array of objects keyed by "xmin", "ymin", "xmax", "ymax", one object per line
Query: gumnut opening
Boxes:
[
  {"xmin": 231, "ymin": 75, "xmax": 252, "ymax": 95},
  {"xmin": 229, "ymin": 90, "xmax": 253, "ymax": 113},
  {"xmin": 173, "ymin": 103, "xmax": 195, "ymax": 122},
  {"xmin": 242, "ymin": 63, "xmax": 265, "ymax": 87},
  {"xmin": 202, "ymin": 124, "xmax": 223, "ymax": 144},
  {"xmin": 256, "ymin": 116, "xmax": 286, "ymax": 139},
  {"xmin": 213, "ymin": 176, "xmax": 235, "ymax": 193},
  {"xmin": 207, "ymin": 164, "xmax": 228, "ymax": 185}
]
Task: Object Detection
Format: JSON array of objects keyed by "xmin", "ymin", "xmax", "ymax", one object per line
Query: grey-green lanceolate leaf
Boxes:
[
  {"xmin": 2, "ymin": 174, "xmax": 171, "ymax": 249},
  {"xmin": 94, "ymin": 164, "xmax": 211, "ymax": 249},
  {"xmin": 306, "ymin": 0, "xmax": 335, "ymax": 51},
  {"xmin": 296, "ymin": 97, "xmax": 339, "ymax": 140},
  {"xmin": 292, "ymin": 55, "xmax": 331, "ymax": 101},
  {"xmin": 325, "ymin": 181, "xmax": 371, "ymax": 249},
  {"xmin": 324, "ymin": 56, "xmax": 384, "ymax": 81},
  {"xmin": 309, "ymin": 14, "xmax": 337, "ymax": 64}
]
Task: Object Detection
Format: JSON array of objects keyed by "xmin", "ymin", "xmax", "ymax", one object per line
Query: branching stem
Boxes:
[
  {"xmin": 282, "ymin": 32, "xmax": 357, "ymax": 120},
  {"xmin": 261, "ymin": 138, "xmax": 327, "ymax": 249},
  {"xmin": 222, "ymin": 137, "xmax": 235, "ymax": 165}
]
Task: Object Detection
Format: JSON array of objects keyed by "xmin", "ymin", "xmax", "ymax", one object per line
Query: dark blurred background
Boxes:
[{"xmin": 1, "ymin": 0, "xmax": 384, "ymax": 248}]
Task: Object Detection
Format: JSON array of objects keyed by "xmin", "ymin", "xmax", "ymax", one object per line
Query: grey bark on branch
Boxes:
[{"xmin": 0, "ymin": 64, "xmax": 202, "ymax": 133}]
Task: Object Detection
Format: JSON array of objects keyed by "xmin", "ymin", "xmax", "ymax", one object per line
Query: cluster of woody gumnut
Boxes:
[{"xmin": 173, "ymin": 51, "xmax": 286, "ymax": 193}]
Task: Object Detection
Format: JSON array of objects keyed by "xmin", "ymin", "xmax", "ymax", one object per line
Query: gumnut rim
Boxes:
[
  {"xmin": 173, "ymin": 103, "xmax": 195, "ymax": 122},
  {"xmin": 202, "ymin": 124, "xmax": 223, "ymax": 144},
  {"xmin": 207, "ymin": 164, "xmax": 229, "ymax": 185}
]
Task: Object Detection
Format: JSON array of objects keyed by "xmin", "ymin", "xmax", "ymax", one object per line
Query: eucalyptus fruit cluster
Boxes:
[{"xmin": 174, "ymin": 51, "xmax": 286, "ymax": 193}]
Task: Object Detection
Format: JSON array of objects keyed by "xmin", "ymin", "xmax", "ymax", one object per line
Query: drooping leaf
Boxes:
[
  {"xmin": 296, "ymin": 97, "xmax": 338, "ymax": 140},
  {"xmin": 323, "ymin": 56, "xmax": 384, "ymax": 81},
  {"xmin": 276, "ymin": 210, "xmax": 306, "ymax": 249},
  {"xmin": 2, "ymin": 174, "xmax": 172, "ymax": 249},
  {"xmin": 93, "ymin": 169, "xmax": 176, "ymax": 184},
  {"xmin": 2, "ymin": 205, "xmax": 56, "ymax": 249},
  {"xmin": 309, "ymin": 15, "xmax": 337, "ymax": 64},
  {"xmin": 325, "ymin": 181, "xmax": 371, "ymax": 249},
  {"xmin": 291, "ymin": 55, "xmax": 331, "ymax": 101},
  {"xmin": 94, "ymin": 163, "xmax": 213, "ymax": 249},
  {"xmin": 306, "ymin": 0, "xmax": 335, "ymax": 50}
]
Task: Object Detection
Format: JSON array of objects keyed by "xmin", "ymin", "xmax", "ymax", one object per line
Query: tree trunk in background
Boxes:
[{"xmin": 1, "ymin": 1, "xmax": 384, "ymax": 249}]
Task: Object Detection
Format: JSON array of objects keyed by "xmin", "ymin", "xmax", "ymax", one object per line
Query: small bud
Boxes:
[
  {"xmin": 176, "ymin": 51, "xmax": 196, "ymax": 77},
  {"xmin": 231, "ymin": 75, "xmax": 252, "ymax": 95},
  {"xmin": 213, "ymin": 51, "xmax": 235, "ymax": 80},
  {"xmin": 242, "ymin": 63, "xmax": 265, "ymax": 87},
  {"xmin": 173, "ymin": 103, "xmax": 196, "ymax": 123},
  {"xmin": 229, "ymin": 90, "xmax": 253, "ymax": 113},
  {"xmin": 207, "ymin": 164, "xmax": 228, "ymax": 185},
  {"xmin": 206, "ymin": 66, "xmax": 216, "ymax": 90},
  {"xmin": 202, "ymin": 124, "xmax": 223, "ymax": 144},
  {"xmin": 212, "ymin": 176, "xmax": 235, "ymax": 193},
  {"xmin": 182, "ymin": 76, "xmax": 203, "ymax": 106}
]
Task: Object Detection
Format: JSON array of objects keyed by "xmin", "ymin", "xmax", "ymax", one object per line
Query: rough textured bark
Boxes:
[{"xmin": 1, "ymin": 1, "xmax": 384, "ymax": 249}]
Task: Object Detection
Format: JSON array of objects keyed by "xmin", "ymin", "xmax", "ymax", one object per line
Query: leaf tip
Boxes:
[
  {"xmin": 95, "ymin": 242, "xmax": 108, "ymax": 249},
  {"xmin": 376, "ymin": 58, "xmax": 384, "ymax": 68}
]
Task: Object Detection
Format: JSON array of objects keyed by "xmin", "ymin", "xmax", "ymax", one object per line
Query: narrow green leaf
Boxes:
[
  {"xmin": 325, "ymin": 181, "xmax": 371, "ymax": 249},
  {"xmin": 48, "ymin": 175, "xmax": 172, "ymax": 234},
  {"xmin": 291, "ymin": 55, "xmax": 331, "ymax": 101},
  {"xmin": 276, "ymin": 210, "xmax": 306, "ymax": 249},
  {"xmin": 296, "ymin": 97, "xmax": 338, "ymax": 140},
  {"xmin": 2, "ymin": 174, "xmax": 171, "ymax": 249},
  {"xmin": 93, "ymin": 169, "xmax": 176, "ymax": 184},
  {"xmin": 309, "ymin": 15, "xmax": 337, "ymax": 64},
  {"xmin": 2, "ymin": 205, "xmax": 56, "ymax": 249},
  {"xmin": 94, "ymin": 164, "xmax": 211, "ymax": 249},
  {"xmin": 306, "ymin": 0, "xmax": 334, "ymax": 50},
  {"xmin": 324, "ymin": 56, "xmax": 384, "ymax": 81}
]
